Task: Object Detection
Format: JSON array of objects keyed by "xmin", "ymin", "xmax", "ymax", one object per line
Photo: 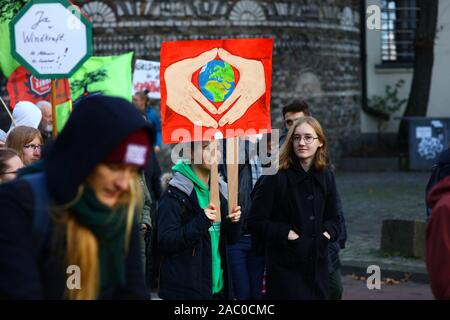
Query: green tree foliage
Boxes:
[
  {"xmin": 70, "ymin": 69, "xmax": 108, "ymax": 96},
  {"xmin": 0, "ymin": 0, "xmax": 28, "ymax": 22}
]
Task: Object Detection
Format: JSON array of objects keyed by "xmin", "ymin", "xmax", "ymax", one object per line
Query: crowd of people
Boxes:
[{"xmin": 0, "ymin": 91, "xmax": 447, "ymax": 300}]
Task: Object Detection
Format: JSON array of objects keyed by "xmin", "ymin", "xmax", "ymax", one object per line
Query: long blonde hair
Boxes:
[
  {"xmin": 279, "ymin": 116, "xmax": 329, "ymax": 172},
  {"xmin": 54, "ymin": 175, "xmax": 142, "ymax": 300}
]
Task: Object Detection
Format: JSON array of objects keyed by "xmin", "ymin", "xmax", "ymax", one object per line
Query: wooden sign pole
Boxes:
[
  {"xmin": 51, "ymin": 79, "xmax": 58, "ymax": 140},
  {"xmin": 209, "ymin": 139, "xmax": 221, "ymax": 221},
  {"xmin": 226, "ymin": 137, "xmax": 239, "ymax": 216},
  {"xmin": 0, "ymin": 97, "xmax": 17, "ymax": 127}
]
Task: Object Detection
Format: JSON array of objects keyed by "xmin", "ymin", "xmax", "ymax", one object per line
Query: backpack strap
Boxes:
[{"xmin": 21, "ymin": 172, "xmax": 50, "ymax": 255}]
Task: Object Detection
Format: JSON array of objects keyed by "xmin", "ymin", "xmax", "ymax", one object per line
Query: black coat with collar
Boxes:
[
  {"xmin": 247, "ymin": 161, "xmax": 341, "ymax": 300},
  {"xmin": 157, "ymin": 174, "xmax": 242, "ymax": 300}
]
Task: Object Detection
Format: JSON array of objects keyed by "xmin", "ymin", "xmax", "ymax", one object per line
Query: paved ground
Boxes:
[
  {"xmin": 151, "ymin": 275, "xmax": 435, "ymax": 300},
  {"xmin": 342, "ymin": 274, "xmax": 434, "ymax": 300},
  {"xmin": 335, "ymin": 171, "xmax": 430, "ymax": 279},
  {"xmin": 335, "ymin": 171, "xmax": 429, "ymax": 249}
]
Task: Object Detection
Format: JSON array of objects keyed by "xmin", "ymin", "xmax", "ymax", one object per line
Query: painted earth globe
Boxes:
[{"xmin": 198, "ymin": 60, "xmax": 235, "ymax": 102}]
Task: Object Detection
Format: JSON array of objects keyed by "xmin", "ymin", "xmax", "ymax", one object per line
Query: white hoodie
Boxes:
[{"xmin": 7, "ymin": 101, "xmax": 42, "ymax": 136}]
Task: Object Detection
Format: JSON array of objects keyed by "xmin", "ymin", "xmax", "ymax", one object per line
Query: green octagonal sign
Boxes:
[{"xmin": 10, "ymin": 0, "xmax": 93, "ymax": 79}]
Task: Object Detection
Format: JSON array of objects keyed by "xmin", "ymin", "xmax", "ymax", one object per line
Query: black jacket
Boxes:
[
  {"xmin": 219, "ymin": 140, "xmax": 254, "ymax": 235},
  {"xmin": 280, "ymin": 130, "xmax": 347, "ymax": 274},
  {"xmin": 157, "ymin": 173, "xmax": 242, "ymax": 299},
  {"xmin": 247, "ymin": 162, "xmax": 341, "ymax": 300},
  {"xmin": 327, "ymin": 189, "xmax": 347, "ymax": 274},
  {"xmin": 144, "ymin": 151, "xmax": 162, "ymax": 203}
]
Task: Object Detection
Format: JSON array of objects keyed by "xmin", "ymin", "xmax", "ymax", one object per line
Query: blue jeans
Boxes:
[{"xmin": 228, "ymin": 235, "xmax": 265, "ymax": 300}]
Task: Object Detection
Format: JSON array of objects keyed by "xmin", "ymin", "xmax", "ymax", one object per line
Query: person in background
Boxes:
[
  {"xmin": 36, "ymin": 101, "xmax": 53, "ymax": 144},
  {"xmin": 133, "ymin": 91, "xmax": 162, "ymax": 153},
  {"xmin": 6, "ymin": 101, "xmax": 42, "ymax": 135},
  {"xmin": 157, "ymin": 141, "xmax": 242, "ymax": 299},
  {"xmin": 131, "ymin": 95, "xmax": 158, "ymax": 291},
  {"xmin": 6, "ymin": 126, "xmax": 43, "ymax": 166},
  {"xmin": 425, "ymin": 148, "xmax": 450, "ymax": 300},
  {"xmin": 219, "ymin": 137, "xmax": 266, "ymax": 300},
  {"xmin": 0, "ymin": 95, "xmax": 153, "ymax": 299},
  {"xmin": 279, "ymin": 99, "xmax": 311, "ymax": 145},
  {"xmin": 426, "ymin": 175, "xmax": 450, "ymax": 300},
  {"xmin": 0, "ymin": 148, "xmax": 24, "ymax": 183},
  {"xmin": 425, "ymin": 148, "xmax": 450, "ymax": 218}
]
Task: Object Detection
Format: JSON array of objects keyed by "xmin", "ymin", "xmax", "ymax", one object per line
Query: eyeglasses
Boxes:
[
  {"xmin": 23, "ymin": 144, "xmax": 42, "ymax": 151},
  {"xmin": 292, "ymin": 135, "xmax": 319, "ymax": 144},
  {"xmin": 1, "ymin": 170, "xmax": 17, "ymax": 175}
]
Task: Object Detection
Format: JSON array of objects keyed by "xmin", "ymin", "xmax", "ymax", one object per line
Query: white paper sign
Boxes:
[
  {"xmin": 416, "ymin": 126, "xmax": 432, "ymax": 139},
  {"xmin": 132, "ymin": 59, "xmax": 161, "ymax": 99},
  {"xmin": 11, "ymin": 1, "xmax": 91, "ymax": 78}
]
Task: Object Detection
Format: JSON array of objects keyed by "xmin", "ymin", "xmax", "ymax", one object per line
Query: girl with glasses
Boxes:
[
  {"xmin": 5, "ymin": 126, "xmax": 43, "ymax": 166},
  {"xmin": 247, "ymin": 116, "xmax": 341, "ymax": 300}
]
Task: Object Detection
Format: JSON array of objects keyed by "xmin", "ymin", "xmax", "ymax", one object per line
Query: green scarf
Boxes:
[
  {"xmin": 70, "ymin": 185, "xmax": 127, "ymax": 297},
  {"xmin": 172, "ymin": 160, "xmax": 224, "ymax": 295},
  {"xmin": 172, "ymin": 160, "xmax": 210, "ymax": 208}
]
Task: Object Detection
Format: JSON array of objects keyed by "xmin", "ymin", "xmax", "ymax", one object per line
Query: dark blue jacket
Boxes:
[
  {"xmin": 145, "ymin": 107, "xmax": 162, "ymax": 147},
  {"xmin": 157, "ymin": 173, "xmax": 242, "ymax": 299},
  {"xmin": 218, "ymin": 140, "xmax": 254, "ymax": 235}
]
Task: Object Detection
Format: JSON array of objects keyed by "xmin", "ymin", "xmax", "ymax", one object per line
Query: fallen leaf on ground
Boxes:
[
  {"xmin": 400, "ymin": 273, "xmax": 412, "ymax": 282},
  {"xmin": 384, "ymin": 278, "xmax": 400, "ymax": 285}
]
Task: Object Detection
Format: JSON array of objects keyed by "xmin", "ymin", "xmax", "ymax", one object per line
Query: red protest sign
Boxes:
[
  {"xmin": 7, "ymin": 66, "xmax": 71, "ymax": 108},
  {"xmin": 160, "ymin": 38, "xmax": 273, "ymax": 144}
]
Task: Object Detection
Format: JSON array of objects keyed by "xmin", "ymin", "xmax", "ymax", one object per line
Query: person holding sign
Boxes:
[
  {"xmin": 133, "ymin": 90, "xmax": 162, "ymax": 152},
  {"xmin": 157, "ymin": 141, "xmax": 242, "ymax": 300},
  {"xmin": 0, "ymin": 96, "xmax": 152, "ymax": 299},
  {"xmin": 247, "ymin": 117, "xmax": 341, "ymax": 300}
]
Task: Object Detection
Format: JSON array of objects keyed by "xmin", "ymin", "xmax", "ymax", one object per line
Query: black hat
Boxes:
[{"xmin": 45, "ymin": 95, "xmax": 154, "ymax": 205}]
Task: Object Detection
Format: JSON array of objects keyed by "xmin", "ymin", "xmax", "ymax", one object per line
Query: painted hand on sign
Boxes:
[
  {"xmin": 216, "ymin": 48, "xmax": 265, "ymax": 126},
  {"xmin": 165, "ymin": 48, "xmax": 219, "ymax": 128}
]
